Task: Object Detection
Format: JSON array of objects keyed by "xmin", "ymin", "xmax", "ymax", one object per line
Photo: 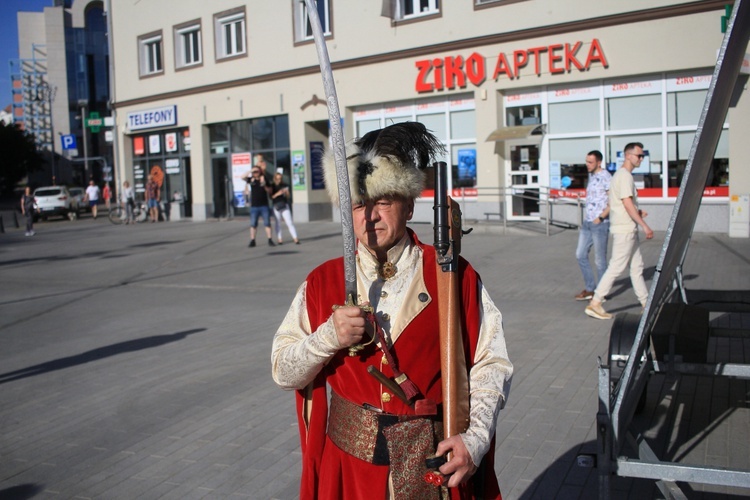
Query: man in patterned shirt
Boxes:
[
  {"xmin": 574, "ymin": 150, "xmax": 611, "ymax": 301},
  {"xmin": 271, "ymin": 122, "xmax": 513, "ymax": 499}
]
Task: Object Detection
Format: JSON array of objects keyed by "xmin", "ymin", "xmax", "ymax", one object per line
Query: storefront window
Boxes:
[
  {"xmin": 548, "ymin": 100, "xmax": 599, "ymax": 134},
  {"xmin": 606, "ymin": 133, "xmax": 662, "ymax": 188},
  {"xmin": 252, "ymin": 117, "xmax": 275, "ymax": 150},
  {"xmin": 606, "ymin": 94, "xmax": 661, "ymax": 130},
  {"xmin": 209, "ymin": 123, "xmax": 229, "ymax": 154},
  {"xmin": 357, "ymin": 119, "xmax": 380, "ymax": 137},
  {"xmin": 450, "ymin": 110, "xmax": 475, "ymax": 139},
  {"xmin": 208, "ymin": 115, "xmax": 290, "ymax": 217},
  {"xmin": 667, "ymin": 89, "xmax": 707, "ymax": 126},
  {"xmin": 230, "ymin": 121, "xmax": 251, "ymax": 152},
  {"xmin": 417, "ymin": 113, "xmax": 446, "ymax": 138},
  {"xmin": 668, "ymin": 130, "xmax": 728, "ymax": 188},
  {"xmin": 549, "ymin": 137, "xmax": 599, "ymax": 189},
  {"xmin": 506, "ymin": 104, "xmax": 541, "ymax": 127}
]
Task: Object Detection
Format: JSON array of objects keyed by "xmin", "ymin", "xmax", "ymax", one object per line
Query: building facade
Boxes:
[
  {"xmin": 11, "ymin": 0, "xmax": 112, "ymax": 188},
  {"xmin": 108, "ymin": 0, "xmax": 749, "ymax": 234}
]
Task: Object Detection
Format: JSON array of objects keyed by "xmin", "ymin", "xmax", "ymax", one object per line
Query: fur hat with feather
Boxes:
[{"xmin": 323, "ymin": 122, "xmax": 445, "ymax": 205}]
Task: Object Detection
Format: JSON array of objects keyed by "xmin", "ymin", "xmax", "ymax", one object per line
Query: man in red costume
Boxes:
[{"xmin": 272, "ymin": 122, "xmax": 513, "ymax": 499}]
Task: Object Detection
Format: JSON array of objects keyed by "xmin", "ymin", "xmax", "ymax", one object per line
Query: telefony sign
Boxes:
[
  {"xmin": 127, "ymin": 105, "xmax": 178, "ymax": 131},
  {"xmin": 415, "ymin": 39, "xmax": 608, "ymax": 92}
]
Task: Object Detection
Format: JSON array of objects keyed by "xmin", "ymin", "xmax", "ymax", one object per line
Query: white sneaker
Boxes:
[
  {"xmin": 585, "ymin": 303, "xmax": 612, "ymax": 320},
  {"xmin": 25, "ymin": 232, "xmax": 30, "ymax": 236}
]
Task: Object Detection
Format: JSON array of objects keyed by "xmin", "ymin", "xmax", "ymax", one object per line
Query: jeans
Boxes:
[
  {"xmin": 249, "ymin": 205, "xmax": 271, "ymax": 228},
  {"xmin": 576, "ymin": 219, "xmax": 609, "ymax": 292}
]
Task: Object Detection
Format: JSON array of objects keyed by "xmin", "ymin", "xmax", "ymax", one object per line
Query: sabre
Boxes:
[{"xmin": 304, "ymin": 0, "xmax": 357, "ymax": 305}]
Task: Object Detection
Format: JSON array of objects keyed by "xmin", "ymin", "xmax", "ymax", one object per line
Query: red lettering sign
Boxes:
[{"xmin": 415, "ymin": 39, "xmax": 608, "ymax": 92}]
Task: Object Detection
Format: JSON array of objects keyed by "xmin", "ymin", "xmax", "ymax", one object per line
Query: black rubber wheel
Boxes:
[{"xmin": 609, "ymin": 313, "xmax": 648, "ymax": 413}]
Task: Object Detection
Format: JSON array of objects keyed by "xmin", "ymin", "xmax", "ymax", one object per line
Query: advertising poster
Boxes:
[
  {"xmin": 310, "ymin": 141, "xmax": 325, "ymax": 190},
  {"xmin": 149, "ymin": 134, "xmax": 161, "ymax": 154},
  {"xmin": 231, "ymin": 152, "xmax": 253, "ymax": 207},
  {"xmin": 292, "ymin": 150, "xmax": 306, "ymax": 191},
  {"xmin": 165, "ymin": 132, "xmax": 178, "ymax": 152},
  {"xmin": 549, "ymin": 160, "xmax": 561, "ymax": 188},
  {"xmin": 457, "ymin": 148, "xmax": 477, "ymax": 187}
]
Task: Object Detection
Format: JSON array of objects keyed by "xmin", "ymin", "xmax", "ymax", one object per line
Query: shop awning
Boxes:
[{"xmin": 485, "ymin": 124, "xmax": 546, "ymax": 142}]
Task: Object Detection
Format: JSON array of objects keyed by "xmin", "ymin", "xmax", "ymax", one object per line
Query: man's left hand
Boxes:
[{"xmin": 435, "ymin": 435, "xmax": 477, "ymax": 487}]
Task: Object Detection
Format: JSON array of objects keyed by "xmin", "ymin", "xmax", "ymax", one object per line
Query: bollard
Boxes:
[
  {"xmin": 0, "ymin": 214, "xmax": 4, "ymax": 233},
  {"xmin": 14, "ymin": 210, "xmax": 20, "ymax": 228}
]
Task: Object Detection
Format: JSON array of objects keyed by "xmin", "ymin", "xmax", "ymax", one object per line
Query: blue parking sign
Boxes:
[{"xmin": 61, "ymin": 134, "xmax": 77, "ymax": 150}]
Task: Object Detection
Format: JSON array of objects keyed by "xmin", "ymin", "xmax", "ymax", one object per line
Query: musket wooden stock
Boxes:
[{"xmin": 437, "ymin": 197, "xmax": 470, "ymax": 441}]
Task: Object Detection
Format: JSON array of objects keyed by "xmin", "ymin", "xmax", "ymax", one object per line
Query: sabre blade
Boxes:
[{"xmin": 304, "ymin": 0, "xmax": 357, "ymax": 303}]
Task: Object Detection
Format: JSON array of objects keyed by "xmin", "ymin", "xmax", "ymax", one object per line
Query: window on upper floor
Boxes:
[
  {"xmin": 215, "ymin": 7, "xmax": 247, "ymax": 60},
  {"xmin": 382, "ymin": 0, "xmax": 440, "ymax": 22},
  {"xmin": 174, "ymin": 21, "xmax": 202, "ymax": 69},
  {"xmin": 474, "ymin": 0, "xmax": 528, "ymax": 8},
  {"xmin": 294, "ymin": 0, "xmax": 331, "ymax": 44},
  {"xmin": 138, "ymin": 31, "xmax": 163, "ymax": 77}
]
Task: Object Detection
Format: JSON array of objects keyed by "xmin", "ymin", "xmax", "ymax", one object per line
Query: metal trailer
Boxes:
[{"xmin": 597, "ymin": 2, "xmax": 750, "ymax": 498}]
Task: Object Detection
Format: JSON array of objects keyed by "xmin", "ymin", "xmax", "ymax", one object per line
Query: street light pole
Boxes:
[
  {"xmin": 78, "ymin": 99, "xmax": 89, "ymax": 181},
  {"xmin": 36, "ymin": 81, "xmax": 58, "ymax": 185}
]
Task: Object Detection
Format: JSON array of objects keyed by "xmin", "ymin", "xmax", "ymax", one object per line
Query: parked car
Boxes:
[
  {"xmin": 68, "ymin": 187, "xmax": 89, "ymax": 214},
  {"xmin": 33, "ymin": 186, "xmax": 79, "ymax": 221}
]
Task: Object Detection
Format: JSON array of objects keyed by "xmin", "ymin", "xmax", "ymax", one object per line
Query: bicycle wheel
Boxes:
[{"xmin": 108, "ymin": 206, "xmax": 125, "ymax": 225}]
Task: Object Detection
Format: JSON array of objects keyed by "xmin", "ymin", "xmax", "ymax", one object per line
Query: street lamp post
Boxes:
[
  {"xmin": 78, "ymin": 99, "xmax": 89, "ymax": 181},
  {"xmin": 36, "ymin": 81, "xmax": 58, "ymax": 185}
]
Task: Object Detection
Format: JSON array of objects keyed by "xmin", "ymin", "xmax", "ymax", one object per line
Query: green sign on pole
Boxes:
[{"xmin": 86, "ymin": 111, "xmax": 103, "ymax": 133}]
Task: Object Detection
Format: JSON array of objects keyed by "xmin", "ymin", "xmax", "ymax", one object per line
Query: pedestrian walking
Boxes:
[
  {"xmin": 575, "ymin": 150, "xmax": 611, "ymax": 301},
  {"xmin": 21, "ymin": 186, "xmax": 35, "ymax": 236},
  {"xmin": 586, "ymin": 142, "xmax": 654, "ymax": 319}
]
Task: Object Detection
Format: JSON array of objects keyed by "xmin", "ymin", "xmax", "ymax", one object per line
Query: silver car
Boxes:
[{"xmin": 33, "ymin": 186, "xmax": 79, "ymax": 221}]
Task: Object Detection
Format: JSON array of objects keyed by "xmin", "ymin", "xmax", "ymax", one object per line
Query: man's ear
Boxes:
[{"xmin": 406, "ymin": 198, "xmax": 415, "ymax": 221}]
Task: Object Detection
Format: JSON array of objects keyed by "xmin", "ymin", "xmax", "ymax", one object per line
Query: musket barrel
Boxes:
[{"xmin": 434, "ymin": 161, "xmax": 450, "ymax": 260}]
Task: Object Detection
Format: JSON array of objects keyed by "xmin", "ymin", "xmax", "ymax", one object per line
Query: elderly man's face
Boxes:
[{"xmin": 352, "ymin": 195, "xmax": 414, "ymax": 260}]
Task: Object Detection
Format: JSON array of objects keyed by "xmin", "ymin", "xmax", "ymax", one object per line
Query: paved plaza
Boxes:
[{"xmin": 1, "ymin": 212, "xmax": 749, "ymax": 499}]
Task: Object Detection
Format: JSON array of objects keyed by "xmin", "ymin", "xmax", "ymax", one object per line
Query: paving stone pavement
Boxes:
[{"xmin": 1, "ymin": 214, "xmax": 749, "ymax": 499}]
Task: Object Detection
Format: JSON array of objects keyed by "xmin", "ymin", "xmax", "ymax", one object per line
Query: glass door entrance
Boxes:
[{"xmin": 507, "ymin": 143, "xmax": 541, "ymax": 220}]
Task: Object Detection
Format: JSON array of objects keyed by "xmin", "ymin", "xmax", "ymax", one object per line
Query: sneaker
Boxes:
[
  {"xmin": 585, "ymin": 303, "xmax": 612, "ymax": 320},
  {"xmin": 268, "ymin": 239, "xmax": 276, "ymax": 247},
  {"xmin": 575, "ymin": 290, "xmax": 594, "ymax": 301},
  {"xmin": 249, "ymin": 240, "xmax": 256, "ymax": 247},
  {"xmin": 25, "ymin": 231, "xmax": 30, "ymax": 236}
]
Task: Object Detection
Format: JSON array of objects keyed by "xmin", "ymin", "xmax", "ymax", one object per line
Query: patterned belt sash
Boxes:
[{"xmin": 328, "ymin": 392, "xmax": 445, "ymax": 499}]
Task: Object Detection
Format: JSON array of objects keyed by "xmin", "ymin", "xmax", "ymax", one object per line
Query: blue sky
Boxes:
[{"xmin": 1, "ymin": 0, "xmax": 55, "ymax": 110}]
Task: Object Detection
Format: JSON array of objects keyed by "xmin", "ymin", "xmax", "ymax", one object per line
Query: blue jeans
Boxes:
[
  {"xmin": 249, "ymin": 205, "xmax": 271, "ymax": 228},
  {"xmin": 576, "ymin": 219, "xmax": 609, "ymax": 292}
]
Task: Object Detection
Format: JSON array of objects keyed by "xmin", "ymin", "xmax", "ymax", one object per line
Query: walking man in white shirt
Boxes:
[{"xmin": 585, "ymin": 142, "xmax": 653, "ymax": 320}]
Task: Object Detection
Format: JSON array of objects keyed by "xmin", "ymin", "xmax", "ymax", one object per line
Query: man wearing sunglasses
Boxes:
[{"xmin": 586, "ymin": 142, "xmax": 653, "ymax": 320}]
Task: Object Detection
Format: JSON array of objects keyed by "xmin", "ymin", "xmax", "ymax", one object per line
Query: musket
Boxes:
[
  {"xmin": 304, "ymin": 0, "xmax": 357, "ymax": 305},
  {"xmin": 433, "ymin": 161, "xmax": 471, "ymax": 449}
]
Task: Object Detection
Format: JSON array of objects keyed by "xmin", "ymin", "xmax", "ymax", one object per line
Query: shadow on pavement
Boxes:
[
  {"xmin": 0, "ymin": 483, "xmax": 43, "ymax": 500},
  {"xmin": 0, "ymin": 328, "xmax": 206, "ymax": 385}
]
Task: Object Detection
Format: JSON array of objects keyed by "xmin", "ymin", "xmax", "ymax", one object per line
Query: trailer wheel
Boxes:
[{"xmin": 608, "ymin": 313, "xmax": 648, "ymax": 413}]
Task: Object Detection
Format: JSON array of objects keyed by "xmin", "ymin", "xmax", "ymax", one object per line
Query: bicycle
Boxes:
[{"xmin": 108, "ymin": 201, "xmax": 148, "ymax": 225}]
